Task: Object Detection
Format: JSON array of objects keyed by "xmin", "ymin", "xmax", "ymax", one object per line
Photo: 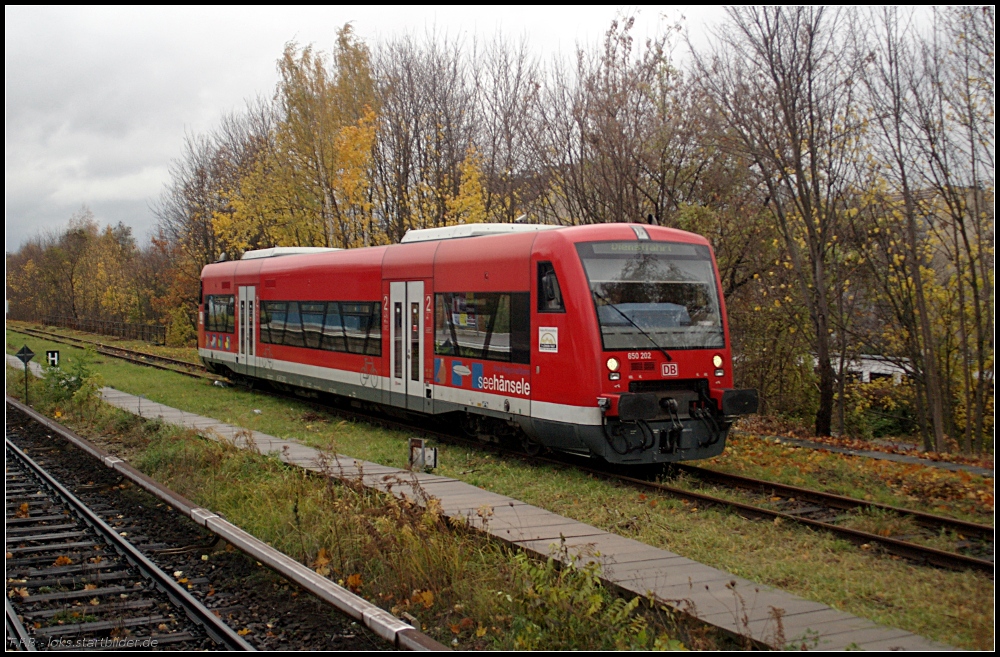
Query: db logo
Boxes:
[{"xmin": 661, "ymin": 363, "xmax": 678, "ymax": 377}]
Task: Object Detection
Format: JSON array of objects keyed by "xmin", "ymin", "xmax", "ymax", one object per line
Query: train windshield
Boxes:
[{"xmin": 576, "ymin": 241, "xmax": 725, "ymax": 351}]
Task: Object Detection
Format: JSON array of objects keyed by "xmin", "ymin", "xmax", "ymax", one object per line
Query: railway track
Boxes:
[
  {"xmin": 6, "ymin": 402, "xmax": 443, "ymax": 651},
  {"xmin": 587, "ymin": 464, "xmax": 994, "ymax": 573},
  {"xmin": 5, "ymin": 437, "xmax": 253, "ymax": 651},
  {"xmin": 8, "ymin": 325, "xmax": 216, "ymax": 381},
  {"xmin": 9, "ymin": 323, "xmax": 993, "ymax": 574},
  {"xmin": 675, "ymin": 463, "xmax": 992, "ymax": 542}
]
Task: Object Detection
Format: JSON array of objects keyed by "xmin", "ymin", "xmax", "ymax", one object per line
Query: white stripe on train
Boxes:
[{"xmin": 199, "ymin": 348, "xmax": 603, "ymax": 426}]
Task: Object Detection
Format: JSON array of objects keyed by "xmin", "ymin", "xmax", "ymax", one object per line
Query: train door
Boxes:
[
  {"xmin": 389, "ymin": 281, "xmax": 426, "ymax": 411},
  {"xmin": 237, "ymin": 285, "xmax": 257, "ymax": 378}
]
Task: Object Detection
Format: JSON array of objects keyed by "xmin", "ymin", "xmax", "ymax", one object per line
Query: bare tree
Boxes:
[
  {"xmin": 476, "ymin": 36, "xmax": 544, "ymax": 222},
  {"xmin": 910, "ymin": 7, "xmax": 994, "ymax": 452},
  {"xmin": 372, "ymin": 32, "xmax": 480, "ymax": 241},
  {"xmin": 534, "ymin": 18, "xmax": 680, "ymax": 225},
  {"xmin": 693, "ymin": 7, "xmax": 863, "ymax": 436},
  {"xmin": 854, "ymin": 7, "xmax": 948, "ymax": 450}
]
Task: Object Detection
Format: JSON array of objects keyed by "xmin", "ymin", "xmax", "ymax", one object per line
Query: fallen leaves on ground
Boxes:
[
  {"xmin": 312, "ymin": 548, "xmax": 332, "ymax": 577},
  {"xmin": 412, "ymin": 588, "xmax": 433, "ymax": 609},
  {"xmin": 735, "ymin": 416, "xmax": 994, "ymax": 470},
  {"xmin": 450, "ymin": 617, "xmax": 476, "ymax": 634},
  {"xmin": 712, "ymin": 432, "xmax": 993, "ymax": 519}
]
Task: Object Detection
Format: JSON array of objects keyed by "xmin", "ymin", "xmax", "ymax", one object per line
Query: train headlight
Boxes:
[
  {"xmin": 712, "ymin": 354, "xmax": 724, "ymax": 368},
  {"xmin": 606, "ymin": 357, "xmax": 620, "ymax": 372}
]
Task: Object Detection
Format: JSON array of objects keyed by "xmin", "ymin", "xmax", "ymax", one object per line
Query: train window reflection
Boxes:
[
  {"xmin": 205, "ymin": 295, "xmax": 235, "ymax": 334},
  {"xmin": 260, "ymin": 300, "xmax": 381, "ymax": 356},
  {"xmin": 434, "ymin": 292, "xmax": 530, "ymax": 364},
  {"xmin": 537, "ymin": 262, "xmax": 565, "ymax": 313},
  {"xmin": 577, "ymin": 241, "xmax": 724, "ymax": 351}
]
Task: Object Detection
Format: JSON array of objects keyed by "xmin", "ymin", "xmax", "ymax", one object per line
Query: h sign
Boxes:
[{"xmin": 46, "ymin": 350, "xmax": 60, "ymax": 367}]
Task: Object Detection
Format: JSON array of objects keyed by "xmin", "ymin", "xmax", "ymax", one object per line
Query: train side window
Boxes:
[
  {"xmin": 342, "ymin": 302, "xmax": 376, "ymax": 355},
  {"xmin": 301, "ymin": 302, "xmax": 325, "ymax": 349},
  {"xmin": 225, "ymin": 296, "xmax": 235, "ymax": 333},
  {"xmin": 434, "ymin": 292, "xmax": 530, "ymax": 364},
  {"xmin": 510, "ymin": 292, "xmax": 531, "ymax": 363},
  {"xmin": 283, "ymin": 302, "xmax": 305, "ymax": 347},
  {"xmin": 258, "ymin": 303, "xmax": 268, "ymax": 342},
  {"xmin": 205, "ymin": 295, "xmax": 217, "ymax": 332},
  {"xmin": 321, "ymin": 302, "xmax": 346, "ymax": 352},
  {"xmin": 365, "ymin": 302, "xmax": 381, "ymax": 356},
  {"xmin": 205, "ymin": 295, "xmax": 236, "ymax": 333},
  {"xmin": 538, "ymin": 262, "xmax": 565, "ymax": 313},
  {"xmin": 258, "ymin": 299, "xmax": 380, "ymax": 355},
  {"xmin": 260, "ymin": 301, "xmax": 287, "ymax": 344}
]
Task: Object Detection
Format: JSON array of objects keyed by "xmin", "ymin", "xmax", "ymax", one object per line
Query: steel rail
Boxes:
[
  {"xmin": 11, "ymin": 326, "xmax": 206, "ymax": 370},
  {"xmin": 577, "ymin": 465, "xmax": 995, "ymax": 573},
  {"xmin": 676, "ymin": 464, "xmax": 993, "ymax": 540},
  {"xmin": 5, "ymin": 598, "xmax": 36, "ymax": 652},
  {"xmin": 6, "ymin": 398, "xmax": 448, "ymax": 652},
  {"xmin": 5, "ymin": 439, "xmax": 254, "ymax": 651}
]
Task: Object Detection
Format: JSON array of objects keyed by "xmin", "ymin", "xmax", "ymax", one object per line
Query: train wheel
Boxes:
[{"xmin": 520, "ymin": 435, "xmax": 543, "ymax": 457}]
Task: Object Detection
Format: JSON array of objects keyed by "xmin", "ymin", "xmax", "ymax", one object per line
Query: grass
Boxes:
[
  {"xmin": 5, "ymin": 365, "xmax": 714, "ymax": 650},
  {"xmin": 5, "ymin": 326, "xmax": 995, "ymax": 650}
]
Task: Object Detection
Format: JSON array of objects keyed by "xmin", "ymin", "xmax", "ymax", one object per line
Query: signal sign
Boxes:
[
  {"xmin": 15, "ymin": 345, "xmax": 35, "ymax": 405},
  {"xmin": 15, "ymin": 345, "xmax": 35, "ymax": 365}
]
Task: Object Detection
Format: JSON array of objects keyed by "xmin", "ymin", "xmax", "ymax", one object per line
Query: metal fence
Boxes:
[{"xmin": 41, "ymin": 316, "xmax": 166, "ymax": 345}]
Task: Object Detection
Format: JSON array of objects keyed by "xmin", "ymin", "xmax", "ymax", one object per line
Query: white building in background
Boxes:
[
  {"xmin": 854, "ymin": 355, "xmax": 910, "ymax": 384},
  {"xmin": 827, "ymin": 354, "xmax": 909, "ymax": 384}
]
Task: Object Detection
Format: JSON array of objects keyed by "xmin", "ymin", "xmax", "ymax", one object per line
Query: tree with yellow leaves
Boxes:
[
  {"xmin": 445, "ymin": 146, "xmax": 488, "ymax": 225},
  {"xmin": 218, "ymin": 26, "xmax": 383, "ymax": 252}
]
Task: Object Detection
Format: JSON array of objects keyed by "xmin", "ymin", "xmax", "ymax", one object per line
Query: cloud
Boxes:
[{"xmin": 5, "ymin": 5, "xmax": 725, "ymax": 252}]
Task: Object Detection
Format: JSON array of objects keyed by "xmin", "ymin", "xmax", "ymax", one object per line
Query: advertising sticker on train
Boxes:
[{"xmin": 539, "ymin": 327, "xmax": 558, "ymax": 353}]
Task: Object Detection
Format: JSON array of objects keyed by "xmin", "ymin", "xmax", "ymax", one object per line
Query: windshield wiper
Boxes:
[{"xmin": 592, "ymin": 289, "xmax": 673, "ymax": 362}]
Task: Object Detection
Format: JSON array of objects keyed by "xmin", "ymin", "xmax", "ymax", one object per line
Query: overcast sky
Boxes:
[{"xmin": 5, "ymin": 5, "xmax": 725, "ymax": 253}]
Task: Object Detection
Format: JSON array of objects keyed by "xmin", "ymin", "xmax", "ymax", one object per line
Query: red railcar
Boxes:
[{"xmin": 199, "ymin": 223, "xmax": 758, "ymax": 465}]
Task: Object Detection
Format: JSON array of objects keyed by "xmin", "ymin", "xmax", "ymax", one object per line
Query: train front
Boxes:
[{"xmin": 569, "ymin": 228, "xmax": 757, "ymax": 464}]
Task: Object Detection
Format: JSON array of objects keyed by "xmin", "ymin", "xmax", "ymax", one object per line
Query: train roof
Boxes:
[
  {"xmin": 241, "ymin": 247, "xmax": 342, "ymax": 260},
  {"xmin": 400, "ymin": 223, "xmax": 558, "ymax": 243},
  {"xmin": 202, "ymin": 222, "xmax": 713, "ymax": 280}
]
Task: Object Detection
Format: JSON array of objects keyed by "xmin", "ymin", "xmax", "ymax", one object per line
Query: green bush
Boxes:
[
  {"xmin": 42, "ymin": 349, "xmax": 92, "ymax": 402},
  {"xmin": 165, "ymin": 307, "xmax": 197, "ymax": 347},
  {"xmin": 40, "ymin": 348, "xmax": 103, "ymax": 412}
]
